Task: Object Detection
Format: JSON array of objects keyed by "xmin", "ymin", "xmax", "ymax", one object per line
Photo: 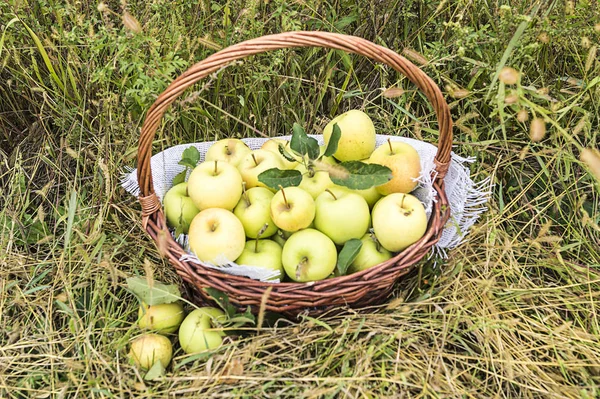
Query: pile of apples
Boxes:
[{"xmin": 162, "ymin": 109, "xmax": 427, "ymax": 282}]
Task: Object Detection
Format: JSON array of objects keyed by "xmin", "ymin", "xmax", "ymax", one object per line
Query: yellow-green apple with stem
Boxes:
[
  {"xmin": 261, "ymin": 139, "xmax": 298, "ymax": 169},
  {"xmin": 178, "ymin": 307, "xmax": 227, "ymax": 354},
  {"xmin": 270, "ymin": 186, "xmax": 315, "ymax": 232},
  {"xmin": 369, "ymin": 139, "xmax": 421, "ymax": 195},
  {"xmin": 372, "ymin": 193, "xmax": 427, "ymax": 252},
  {"xmin": 238, "ymin": 149, "xmax": 285, "ymax": 189},
  {"xmin": 163, "ymin": 182, "xmax": 200, "ymax": 234},
  {"xmin": 188, "ymin": 208, "xmax": 246, "ymax": 265},
  {"xmin": 138, "ymin": 301, "xmax": 185, "ymax": 334},
  {"xmin": 348, "ymin": 233, "xmax": 393, "ymax": 274},
  {"xmin": 233, "ymin": 185, "xmax": 278, "ymax": 238},
  {"xmin": 187, "ymin": 160, "xmax": 243, "ymax": 211},
  {"xmin": 205, "ymin": 138, "xmax": 251, "ymax": 167},
  {"xmin": 282, "ymin": 228, "xmax": 337, "ymax": 282},
  {"xmin": 314, "ymin": 187, "xmax": 370, "ymax": 245},
  {"xmin": 129, "ymin": 334, "xmax": 173, "ymax": 370},
  {"xmin": 295, "ymin": 162, "xmax": 334, "ymax": 199},
  {"xmin": 235, "ymin": 234, "xmax": 284, "ymax": 281},
  {"xmin": 322, "ymin": 110, "xmax": 376, "ymax": 161}
]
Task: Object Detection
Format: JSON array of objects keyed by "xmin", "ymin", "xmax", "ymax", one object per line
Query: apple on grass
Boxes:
[
  {"xmin": 238, "ymin": 149, "xmax": 285, "ymax": 189},
  {"xmin": 314, "ymin": 187, "xmax": 370, "ymax": 245},
  {"xmin": 322, "ymin": 109, "xmax": 376, "ymax": 162},
  {"xmin": 163, "ymin": 182, "xmax": 200, "ymax": 234},
  {"xmin": 205, "ymin": 138, "xmax": 251, "ymax": 167},
  {"xmin": 282, "ymin": 228, "xmax": 337, "ymax": 282},
  {"xmin": 187, "ymin": 160, "xmax": 243, "ymax": 211},
  {"xmin": 188, "ymin": 208, "xmax": 246, "ymax": 265},
  {"xmin": 295, "ymin": 162, "xmax": 334, "ymax": 199},
  {"xmin": 371, "ymin": 193, "xmax": 428, "ymax": 252},
  {"xmin": 270, "ymin": 186, "xmax": 315, "ymax": 232},
  {"xmin": 129, "ymin": 334, "xmax": 173, "ymax": 370},
  {"xmin": 138, "ymin": 301, "xmax": 185, "ymax": 334},
  {"xmin": 179, "ymin": 307, "xmax": 227, "ymax": 354},
  {"xmin": 369, "ymin": 139, "xmax": 421, "ymax": 195},
  {"xmin": 233, "ymin": 186, "xmax": 278, "ymax": 239},
  {"xmin": 261, "ymin": 139, "xmax": 298, "ymax": 169},
  {"xmin": 348, "ymin": 233, "xmax": 393, "ymax": 274},
  {"xmin": 235, "ymin": 238, "xmax": 283, "ymax": 281}
]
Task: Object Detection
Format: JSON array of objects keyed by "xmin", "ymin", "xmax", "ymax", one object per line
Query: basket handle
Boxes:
[{"xmin": 137, "ymin": 31, "xmax": 453, "ymax": 201}]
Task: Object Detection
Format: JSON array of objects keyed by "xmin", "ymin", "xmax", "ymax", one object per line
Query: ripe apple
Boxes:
[
  {"xmin": 348, "ymin": 233, "xmax": 393, "ymax": 274},
  {"xmin": 178, "ymin": 307, "xmax": 227, "ymax": 354},
  {"xmin": 295, "ymin": 162, "xmax": 334, "ymax": 199},
  {"xmin": 371, "ymin": 193, "xmax": 428, "ymax": 252},
  {"xmin": 138, "ymin": 301, "xmax": 185, "ymax": 334},
  {"xmin": 187, "ymin": 160, "xmax": 243, "ymax": 211},
  {"xmin": 270, "ymin": 187, "xmax": 315, "ymax": 232},
  {"xmin": 235, "ymin": 239, "xmax": 283, "ymax": 281},
  {"xmin": 369, "ymin": 140, "xmax": 421, "ymax": 195},
  {"xmin": 282, "ymin": 228, "xmax": 337, "ymax": 282},
  {"xmin": 163, "ymin": 182, "xmax": 200, "ymax": 234},
  {"xmin": 322, "ymin": 110, "xmax": 376, "ymax": 161},
  {"xmin": 205, "ymin": 138, "xmax": 251, "ymax": 167},
  {"xmin": 238, "ymin": 149, "xmax": 285, "ymax": 189},
  {"xmin": 233, "ymin": 186, "xmax": 278, "ymax": 239},
  {"xmin": 261, "ymin": 139, "xmax": 298, "ymax": 169},
  {"xmin": 129, "ymin": 333, "xmax": 173, "ymax": 370},
  {"xmin": 314, "ymin": 187, "xmax": 370, "ymax": 245},
  {"xmin": 188, "ymin": 208, "xmax": 246, "ymax": 265}
]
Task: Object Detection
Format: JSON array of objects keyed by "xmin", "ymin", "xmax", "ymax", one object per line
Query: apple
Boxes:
[
  {"xmin": 178, "ymin": 307, "xmax": 227, "ymax": 354},
  {"xmin": 261, "ymin": 139, "xmax": 298, "ymax": 169},
  {"xmin": 188, "ymin": 208, "xmax": 246, "ymax": 265},
  {"xmin": 348, "ymin": 233, "xmax": 393, "ymax": 274},
  {"xmin": 237, "ymin": 149, "xmax": 285, "ymax": 189},
  {"xmin": 270, "ymin": 187, "xmax": 315, "ymax": 232},
  {"xmin": 129, "ymin": 333, "xmax": 173, "ymax": 370},
  {"xmin": 282, "ymin": 228, "xmax": 337, "ymax": 282},
  {"xmin": 138, "ymin": 301, "xmax": 185, "ymax": 334},
  {"xmin": 205, "ymin": 138, "xmax": 251, "ymax": 167},
  {"xmin": 313, "ymin": 187, "xmax": 370, "ymax": 245},
  {"xmin": 163, "ymin": 182, "xmax": 200, "ymax": 234},
  {"xmin": 369, "ymin": 140, "xmax": 421, "ymax": 195},
  {"xmin": 322, "ymin": 110, "xmax": 376, "ymax": 161},
  {"xmin": 235, "ymin": 239, "xmax": 283, "ymax": 281},
  {"xmin": 371, "ymin": 193, "xmax": 428, "ymax": 252},
  {"xmin": 233, "ymin": 186, "xmax": 278, "ymax": 239},
  {"xmin": 295, "ymin": 162, "xmax": 334, "ymax": 199},
  {"xmin": 187, "ymin": 160, "xmax": 243, "ymax": 211}
]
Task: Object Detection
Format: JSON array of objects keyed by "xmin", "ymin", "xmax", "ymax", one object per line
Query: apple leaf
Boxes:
[
  {"xmin": 126, "ymin": 277, "xmax": 181, "ymax": 306},
  {"xmin": 144, "ymin": 360, "xmax": 166, "ymax": 381},
  {"xmin": 178, "ymin": 146, "xmax": 200, "ymax": 169},
  {"xmin": 337, "ymin": 238, "xmax": 363, "ymax": 276},
  {"xmin": 323, "ymin": 123, "xmax": 341, "ymax": 157},
  {"xmin": 290, "ymin": 123, "xmax": 320, "ymax": 160},
  {"xmin": 258, "ymin": 168, "xmax": 302, "ymax": 190},
  {"xmin": 331, "ymin": 161, "xmax": 392, "ymax": 190},
  {"xmin": 172, "ymin": 169, "xmax": 187, "ymax": 186},
  {"xmin": 278, "ymin": 144, "xmax": 297, "ymax": 163}
]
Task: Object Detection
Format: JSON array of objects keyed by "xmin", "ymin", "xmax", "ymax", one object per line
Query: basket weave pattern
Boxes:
[{"xmin": 136, "ymin": 31, "xmax": 453, "ymax": 316}]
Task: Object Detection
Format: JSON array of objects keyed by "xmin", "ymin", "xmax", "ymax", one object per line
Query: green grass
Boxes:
[{"xmin": 1, "ymin": 0, "xmax": 600, "ymax": 397}]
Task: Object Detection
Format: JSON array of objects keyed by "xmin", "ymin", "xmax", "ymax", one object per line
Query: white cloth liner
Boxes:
[{"xmin": 121, "ymin": 134, "xmax": 491, "ymax": 282}]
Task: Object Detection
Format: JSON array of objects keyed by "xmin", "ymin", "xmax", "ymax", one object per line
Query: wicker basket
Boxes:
[{"xmin": 136, "ymin": 31, "xmax": 453, "ymax": 317}]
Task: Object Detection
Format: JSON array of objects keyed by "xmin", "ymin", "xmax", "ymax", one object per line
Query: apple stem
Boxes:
[
  {"xmin": 241, "ymin": 182, "xmax": 250, "ymax": 206},
  {"xmin": 252, "ymin": 153, "xmax": 259, "ymax": 166},
  {"xmin": 279, "ymin": 185, "xmax": 290, "ymax": 209},
  {"xmin": 296, "ymin": 256, "xmax": 308, "ymax": 281},
  {"xmin": 324, "ymin": 188, "xmax": 337, "ymax": 201},
  {"xmin": 387, "ymin": 138, "xmax": 394, "ymax": 155}
]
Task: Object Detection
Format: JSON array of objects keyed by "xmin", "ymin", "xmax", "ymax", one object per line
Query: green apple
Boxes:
[
  {"xmin": 322, "ymin": 110, "xmax": 376, "ymax": 161},
  {"xmin": 295, "ymin": 162, "xmax": 334, "ymax": 199},
  {"xmin": 238, "ymin": 149, "xmax": 285, "ymax": 189},
  {"xmin": 369, "ymin": 140, "xmax": 421, "ymax": 195},
  {"xmin": 261, "ymin": 139, "xmax": 298, "ymax": 169},
  {"xmin": 129, "ymin": 333, "xmax": 173, "ymax": 370},
  {"xmin": 270, "ymin": 187, "xmax": 315, "ymax": 232},
  {"xmin": 178, "ymin": 307, "xmax": 227, "ymax": 354},
  {"xmin": 233, "ymin": 186, "xmax": 278, "ymax": 239},
  {"xmin": 187, "ymin": 160, "xmax": 243, "ymax": 211},
  {"xmin": 188, "ymin": 208, "xmax": 246, "ymax": 265},
  {"xmin": 313, "ymin": 187, "xmax": 370, "ymax": 245},
  {"xmin": 138, "ymin": 301, "xmax": 185, "ymax": 334},
  {"xmin": 282, "ymin": 228, "xmax": 337, "ymax": 282},
  {"xmin": 372, "ymin": 193, "xmax": 428, "ymax": 252},
  {"xmin": 205, "ymin": 138, "xmax": 251, "ymax": 167},
  {"xmin": 163, "ymin": 182, "xmax": 200, "ymax": 234},
  {"xmin": 235, "ymin": 239, "xmax": 283, "ymax": 281},
  {"xmin": 348, "ymin": 233, "xmax": 393, "ymax": 274}
]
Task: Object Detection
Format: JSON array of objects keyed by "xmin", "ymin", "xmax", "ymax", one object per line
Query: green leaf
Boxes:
[
  {"xmin": 337, "ymin": 239, "xmax": 363, "ymax": 276},
  {"xmin": 172, "ymin": 169, "xmax": 187, "ymax": 185},
  {"xmin": 126, "ymin": 277, "xmax": 181, "ymax": 306},
  {"xmin": 278, "ymin": 144, "xmax": 297, "ymax": 163},
  {"xmin": 331, "ymin": 161, "xmax": 393, "ymax": 190},
  {"xmin": 178, "ymin": 146, "xmax": 200, "ymax": 169},
  {"xmin": 290, "ymin": 123, "xmax": 320, "ymax": 160},
  {"xmin": 144, "ymin": 360, "xmax": 166, "ymax": 381},
  {"xmin": 323, "ymin": 123, "xmax": 341, "ymax": 157},
  {"xmin": 258, "ymin": 168, "xmax": 302, "ymax": 190}
]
